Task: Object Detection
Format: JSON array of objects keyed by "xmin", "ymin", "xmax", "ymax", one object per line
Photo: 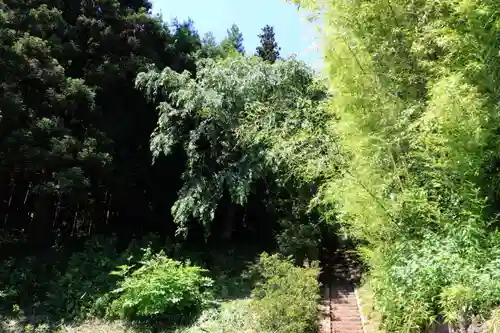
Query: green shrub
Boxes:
[
  {"xmin": 173, "ymin": 299, "xmax": 259, "ymax": 333},
  {"xmin": 250, "ymin": 253, "xmax": 320, "ymax": 333},
  {"xmin": 0, "ymin": 236, "xmax": 134, "ymax": 320},
  {"xmin": 276, "ymin": 219, "xmax": 321, "ymax": 264},
  {"xmin": 108, "ymin": 248, "xmax": 214, "ymax": 321},
  {"xmin": 46, "ymin": 236, "xmax": 132, "ymax": 319}
]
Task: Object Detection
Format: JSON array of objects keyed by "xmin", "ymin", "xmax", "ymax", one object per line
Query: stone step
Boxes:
[{"xmin": 319, "ymin": 281, "xmax": 364, "ymax": 333}]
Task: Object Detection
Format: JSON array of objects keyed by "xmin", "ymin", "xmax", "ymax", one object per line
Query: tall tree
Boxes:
[
  {"xmin": 220, "ymin": 23, "xmax": 245, "ymax": 55},
  {"xmin": 0, "ymin": 0, "xmax": 204, "ymax": 243},
  {"xmin": 0, "ymin": 1, "xmax": 106, "ymax": 241},
  {"xmin": 136, "ymin": 57, "xmax": 328, "ymax": 240},
  {"xmin": 255, "ymin": 25, "xmax": 280, "ymax": 63},
  {"xmin": 197, "ymin": 32, "xmax": 224, "ymax": 60}
]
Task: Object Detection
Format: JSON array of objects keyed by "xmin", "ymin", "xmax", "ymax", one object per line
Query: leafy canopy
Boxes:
[{"xmin": 136, "ymin": 56, "xmax": 328, "ymax": 236}]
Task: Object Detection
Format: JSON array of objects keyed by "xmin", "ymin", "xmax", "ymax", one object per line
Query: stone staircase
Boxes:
[
  {"xmin": 320, "ymin": 282, "xmax": 364, "ymax": 333},
  {"xmin": 319, "ymin": 246, "xmax": 364, "ymax": 333}
]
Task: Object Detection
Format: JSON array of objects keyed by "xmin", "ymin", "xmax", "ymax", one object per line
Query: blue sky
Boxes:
[{"xmin": 151, "ymin": 0, "xmax": 322, "ymax": 69}]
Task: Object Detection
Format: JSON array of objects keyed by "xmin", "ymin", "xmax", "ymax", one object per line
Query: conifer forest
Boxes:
[{"xmin": 0, "ymin": 0, "xmax": 500, "ymax": 333}]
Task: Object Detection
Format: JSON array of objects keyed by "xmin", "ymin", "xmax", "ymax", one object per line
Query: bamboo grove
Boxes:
[{"xmin": 293, "ymin": 0, "xmax": 500, "ymax": 331}]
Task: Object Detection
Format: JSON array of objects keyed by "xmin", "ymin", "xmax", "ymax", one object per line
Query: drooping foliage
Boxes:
[
  {"xmin": 136, "ymin": 56, "xmax": 330, "ymax": 242},
  {"xmin": 292, "ymin": 0, "xmax": 500, "ymax": 331}
]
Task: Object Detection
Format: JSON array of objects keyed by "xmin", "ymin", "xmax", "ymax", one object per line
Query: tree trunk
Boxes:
[
  {"xmin": 221, "ymin": 203, "xmax": 235, "ymax": 240},
  {"xmin": 31, "ymin": 169, "xmax": 52, "ymax": 245}
]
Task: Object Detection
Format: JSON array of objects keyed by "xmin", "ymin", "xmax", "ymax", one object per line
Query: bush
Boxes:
[
  {"xmin": 250, "ymin": 253, "xmax": 320, "ymax": 333},
  {"xmin": 0, "ymin": 236, "xmax": 135, "ymax": 320},
  {"xmin": 367, "ymin": 233, "xmax": 500, "ymax": 332},
  {"xmin": 108, "ymin": 248, "xmax": 214, "ymax": 321},
  {"xmin": 46, "ymin": 236, "xmax": 132, "ymax": 319},
  {"xmin": 173, "ymin": 299, "xmax": 258, "ymax": 333},
  {"xmin": 49, "ymin": 235, "xmax": 163, "ymax": 318}
]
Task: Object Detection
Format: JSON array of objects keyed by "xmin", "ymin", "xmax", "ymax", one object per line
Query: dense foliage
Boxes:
[
  {"xmin": 15, "ymin": 0, "xmax": 500, "ymax": 331},
  {"xmin": 0, "ymin": 1, "xmax": 327, "ymax": 331},
  {"xmin": 0, "ymin": 0, "xmax": 325, "ymax": 256},
  {"xmin": 0, "ymin": 0, "xmax": 204, "ymax": 245},
  {"xmin": 292, "ymin": 0, "xmax": 500, "ymax": 331},
  {"xmin": 6, "ymin": 0, "xmax": 500, "ymax": 331},
  {"xmin": 250, "ymin": 253, "xmax": 320, "ymax": 333},
  {"xmin": 136, "ymin": 55, "xmax": 330, "ymax": 244}
]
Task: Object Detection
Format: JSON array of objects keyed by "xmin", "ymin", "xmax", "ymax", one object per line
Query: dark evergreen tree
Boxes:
[
  {"xmin": 256, "ymin": 25, "xmax": 280, "ymax": 63},
  {"xmin": 0, "ymin": 0, "xmax": 204, "ymax": 243}
]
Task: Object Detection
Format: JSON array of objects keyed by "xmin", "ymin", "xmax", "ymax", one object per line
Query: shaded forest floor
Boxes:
[
  {"xmin": 0, "ymin": 233, "xmax": 323, "ymax": 333},
  {"xmin": 0, "ymin": 236, "xmax": 265, "ymax": 333},
  {"xmin": 0, "ymin": 230, "xmax": 359, "ymax": 333}
]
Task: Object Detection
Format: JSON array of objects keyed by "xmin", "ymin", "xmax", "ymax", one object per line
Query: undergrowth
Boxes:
[
  {"xmin": 250, "ymin": 253, "xmax": 320, "ymax": 333},
  {"xmin": 356, "ymin": 279, "xmax": 382, "ymax": 333},
  {"xmin": 108, "ymin": 249, "xmax": 214, "ymax": 321},
  {"xmin": 0, "ymin": 236, "xmax": 321, "ymax": 333}
]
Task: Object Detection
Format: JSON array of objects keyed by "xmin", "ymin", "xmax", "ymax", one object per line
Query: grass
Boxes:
[
  {"xmin": 356, "ymin": 279, "xmax": 383, "ymax": 333},
  {"xmin": 173, "ymin": 299, "xmax": 259, "ymax": 333},
  {"xmin": 59, "ymin": 320, "xmax": 135, "ymax": 333},
  {"xmin": 58, "ymin": 299, "xmax": 258, "ymax": 333},
  {"xmin": 0, "ymin": 299, "xmax": 257, "ymax": 333},
  {"xmin": 486, "ymin": 308, "xmax": 500, "ymax": 333}
]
